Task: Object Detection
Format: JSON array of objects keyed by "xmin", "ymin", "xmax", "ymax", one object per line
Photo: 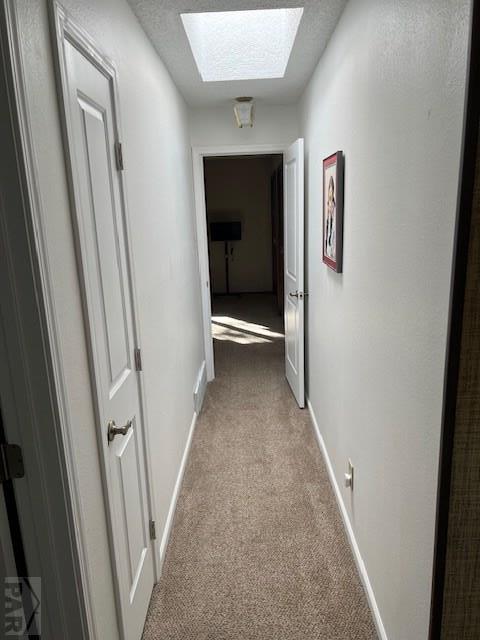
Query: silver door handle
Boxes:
[
  {"xmin": 107, "ymin": 419, "xmax": 132, "ymax": 443},
  {"xmin": 289, "ymin": 291, "xmax": 299, "ymax": 298},
  {"xmin": 289, "ymin": 291, "xmax": 308, "ymax": 300}
]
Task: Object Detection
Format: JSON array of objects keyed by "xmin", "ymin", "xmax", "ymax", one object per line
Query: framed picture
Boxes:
[{"xmin": 323, "ymin": 151, "xmax": 344, "ymax": 273}]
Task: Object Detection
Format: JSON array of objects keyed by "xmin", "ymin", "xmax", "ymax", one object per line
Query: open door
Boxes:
[{"xmin": 284, "ymin": 139, "xmax": 305, "ymax": 408}]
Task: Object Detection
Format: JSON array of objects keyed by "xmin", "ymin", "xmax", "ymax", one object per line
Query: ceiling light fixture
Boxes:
[
  {"xmin": 181, "ymin": 8, "xmax": 304, "ymax": 82},
  {"xmin": 234, "ymin": 97, "xmax": 254, "ymax": 128}
]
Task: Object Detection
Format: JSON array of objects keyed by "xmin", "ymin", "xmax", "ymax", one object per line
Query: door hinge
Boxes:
[
  {"xmin": 114, "ymin": 141, "xmax": 124, "ymax": 171},
  {"xmin": 149, "ymin": 520, "xmax": 156, "ymax": 540},
  {"xmin": 0, "ymin": 443, "xmax": 25, "ymax": 484},
  {"xmin": 134, "ymin": 347, "xmax": 142, "ymax": 372}
]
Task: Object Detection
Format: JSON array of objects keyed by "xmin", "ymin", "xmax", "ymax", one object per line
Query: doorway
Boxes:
[
  {"xmin": 203, "ymin": 154, "xmax": 284, "ymax": 368},
  {"xmin": 193, "ymin": 140, "xmax": 305, "ymax": 406}
]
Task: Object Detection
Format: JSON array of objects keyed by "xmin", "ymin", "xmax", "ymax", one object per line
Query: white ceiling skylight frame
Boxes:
[{"xmin": 181, "ymin": 8, "xmax": 304, "ymax": 82}]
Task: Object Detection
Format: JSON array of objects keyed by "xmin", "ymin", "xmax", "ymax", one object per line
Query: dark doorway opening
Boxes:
[
  {"xmin": 203, "ymin": 154, "xmax": 283, "ymax": 309},
  {"xmin": 203, "ymin": 153, "xmax": 284, "ymax": 366}
]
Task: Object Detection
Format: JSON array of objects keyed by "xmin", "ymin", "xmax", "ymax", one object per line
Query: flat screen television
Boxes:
[{"xmin": 210, "ymin": 221, "xmax": 241, "ymax": 242}]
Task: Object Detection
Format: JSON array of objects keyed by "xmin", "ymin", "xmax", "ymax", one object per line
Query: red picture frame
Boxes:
[{"xmin": 322, "ymin": 151, "xmax": 344, "ymax": 273}]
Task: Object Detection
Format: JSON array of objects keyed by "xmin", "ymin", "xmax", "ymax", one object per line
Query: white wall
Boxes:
[
  {"xmin": 15, "ymin": 1, "xmax": 204, "ymax": 638},
  {"xmin": 300, "ymin": 1, "xmax": 470, "ymax": 639},
  {"xmin": 205, "ymin": 157, "xmax": 275, "ymax": 293},
  {"xmin": 190, "ymin": 103, "xmax": 299, "ymax": 148}
]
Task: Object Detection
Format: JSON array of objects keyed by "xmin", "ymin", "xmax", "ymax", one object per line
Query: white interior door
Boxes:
[
  {"xmin": 284, "ymin": 139, "xmax": 305, "ymax": 408},
  {"xmin": 61, "ymin": 38, "xmax": 154, "ymax": 639}
]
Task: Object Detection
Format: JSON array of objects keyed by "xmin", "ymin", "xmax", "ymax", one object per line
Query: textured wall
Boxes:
[
  {"xmin": 299, "ymin": 0, "xmax": 470, "ymax": 638},
  {"xmin": 15, "ymin": 1, "xmax": 204, "ymax": 637},
  {"xmin": 189, "ymin": 103, "xmax": 299, "ymax": 147},
  {"xmin": 441, "ymin": 126, "xmax": 480, "ymax": 639}
]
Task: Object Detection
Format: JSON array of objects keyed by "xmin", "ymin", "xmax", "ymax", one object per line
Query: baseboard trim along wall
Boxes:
[
  {"xmin": 306, "ymin": 398, "xmax": 389, "ymax": 640},
  {"xmin": 158, "ymin": 361, "xmax": 207, "ymax": 573},
  {"xmin": 158, "ymin": 409, "xmax": 198, "ymax": 573}
]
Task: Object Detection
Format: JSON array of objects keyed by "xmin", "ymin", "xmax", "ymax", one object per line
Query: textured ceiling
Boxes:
[{"xmin": 127, "ymin": 0, "xmax": 348, "ymax": 107}]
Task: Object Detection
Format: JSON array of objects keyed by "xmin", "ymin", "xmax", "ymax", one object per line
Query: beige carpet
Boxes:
[{"xmin": 143, "ymin": 294, "xmax": 377, "ymax": 640}]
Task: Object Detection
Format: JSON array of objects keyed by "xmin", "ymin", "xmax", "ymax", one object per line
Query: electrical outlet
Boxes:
[{"xmin": 344, "ymin": 459, "xmax": 354, "ymax": 489}]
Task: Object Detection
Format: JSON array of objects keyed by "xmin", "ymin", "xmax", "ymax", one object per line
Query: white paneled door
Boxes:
[
  {"xmin": 284, "ymin": 139, "xmax": 305, "ymax": 407},
  {"xmin": 59, "ymin": 32, "xmax": 154, "ymax": 639}
]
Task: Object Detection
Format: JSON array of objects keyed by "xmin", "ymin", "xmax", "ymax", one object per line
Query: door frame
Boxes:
[
  {"xmin": 0, "ymin": 0, "xmax": 93, "ymax": 637},
  {"xmin": 192, "ymin": 143, "xmax": 287, "ymax": 381},
  {"xmin": 49, "ymin": 0, "xmax": 159, "ymax": 630},
  {"xmin": 428, "ymin": 0, "xmax": 480, "ymax": 635}
]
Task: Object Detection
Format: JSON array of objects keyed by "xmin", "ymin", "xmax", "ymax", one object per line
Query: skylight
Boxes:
[{"xmin": 181, "ymin": 8, "xmax": 304, "ymax": 82}]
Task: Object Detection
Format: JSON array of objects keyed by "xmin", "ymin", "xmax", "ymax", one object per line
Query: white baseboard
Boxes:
[
  {"xmin": 157, "ymin": 408, "xmax": 198, "ymax": 573},
  {"xmin": 158, "ymin": 361, "xmax": 207, "ymax": 573},
  {"xmin": 306, "ymin": 398, "xmax": 388, "ymax": 640}
]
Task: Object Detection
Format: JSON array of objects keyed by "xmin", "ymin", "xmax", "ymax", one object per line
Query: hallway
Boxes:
[
  {"xmin": 1, "ymin": 1, "xmax": 473, "ymax": 637},
  {"xmin": 143, "ymin": 295, "xmax": 377, "ymax": 639}
]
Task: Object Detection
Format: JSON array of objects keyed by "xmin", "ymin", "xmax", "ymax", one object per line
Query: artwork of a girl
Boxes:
[{"xmin": 325, "ymin": 175, "xmax": 336, "ymax": 260}]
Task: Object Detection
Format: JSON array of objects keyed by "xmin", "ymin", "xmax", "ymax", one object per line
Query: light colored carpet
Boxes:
[{"xmin": 142, "ymin": 294, "xmax": 377, "ymax": 640}]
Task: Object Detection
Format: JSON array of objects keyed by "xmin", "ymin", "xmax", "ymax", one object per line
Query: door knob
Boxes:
[
  {"xmin": 289, "ymin": 291, "xmax": 299, "ymax": 298},
  {"xmin": 107, "ymin": 419, "xmax": 133, "ymax": 443}
]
